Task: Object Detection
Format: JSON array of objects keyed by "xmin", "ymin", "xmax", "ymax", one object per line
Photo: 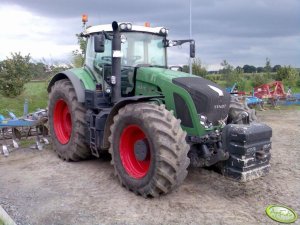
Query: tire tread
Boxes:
[{"xmin": 108, "ymin": 103, "xmax": 189, "ymax": 197}]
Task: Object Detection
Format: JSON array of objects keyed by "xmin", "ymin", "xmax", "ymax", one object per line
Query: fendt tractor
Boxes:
[{"xmin": 48, "ymin": 18, "xmax": 272, "ymax": 197}]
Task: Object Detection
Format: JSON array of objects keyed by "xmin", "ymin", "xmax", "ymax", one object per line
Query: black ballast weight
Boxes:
[{"xmin": 219, "ymin": 123, "xmax": 272, "ymax": 181}]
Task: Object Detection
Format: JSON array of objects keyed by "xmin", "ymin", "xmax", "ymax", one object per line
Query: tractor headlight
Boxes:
[
  {"xmin": 119, "ymin": 23, "xmax": 132, "ymax": 31},
  {"xmin": 126, "ymin": 23, "xmax": 132, "ymax": 30},
  {"xmin": 120, "ymin": 23, "xmax": 126, "ymax": 30},
  {"xmin": 199, "ymin": 114, "xmax": 212, "ymax": 129},
  {"xmin": 199, "ymin": 115, "xmax": 207, "ymax": 125},
  {"xmin": 160, "ymin": 27, "xmax": 168, "ymax": 35},
  {"xmin": 105, "ymin": 86, "xmax": 112, "ymax": 94}
]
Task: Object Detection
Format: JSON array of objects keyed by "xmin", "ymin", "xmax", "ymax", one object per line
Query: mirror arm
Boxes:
[
  {"xmin": 79, "ymin": 32, "xmax": 89, "ymax": 38},
  {"xmin": 165, "ymin": 39, "xmax": 195, "ymax": 47},
  {"xmin": 79, "ymin": 31, "xmax": 111, "ymax": 39}
]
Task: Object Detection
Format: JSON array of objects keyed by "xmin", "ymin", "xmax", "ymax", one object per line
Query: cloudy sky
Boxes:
[{"xmin": 0, "ymin": 0, "xmax": 299, "ymax": 70}]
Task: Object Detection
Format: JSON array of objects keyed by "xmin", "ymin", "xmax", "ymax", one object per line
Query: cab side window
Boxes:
[
  {"xmin": 85, "ymin": 36, "xmax": 95, "ymax": 69},
  {"xmin": 85, "ymin": 36, "xmax": 112, "ymax": 69},
  {"xmin": 95, "ymin": 39, "xmax": 112, "ymax": 66}
]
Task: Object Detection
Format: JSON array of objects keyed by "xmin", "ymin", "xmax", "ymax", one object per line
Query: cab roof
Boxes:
[{"xmin": 85, "ymin": 22, "xmax": 167, "ymax": 35}]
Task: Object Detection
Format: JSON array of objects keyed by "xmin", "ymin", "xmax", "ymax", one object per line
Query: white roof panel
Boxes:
[{"xmin": 85, "ymin": 23, "xmax": 167, "ymax": 35}]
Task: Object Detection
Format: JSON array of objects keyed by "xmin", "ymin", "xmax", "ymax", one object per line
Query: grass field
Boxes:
[{"xmin": 0, "ymin": 81, "xmax": 48, "ymax": 117}]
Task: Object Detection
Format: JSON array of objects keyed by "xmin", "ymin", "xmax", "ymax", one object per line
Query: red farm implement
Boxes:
[{"xmin": 254, "ymin": 81, "xmax": 286, "ymax": 99}]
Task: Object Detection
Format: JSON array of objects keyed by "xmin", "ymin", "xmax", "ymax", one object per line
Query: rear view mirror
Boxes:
[
  {"xmin": 94, "ymin": 34, "xmax": 105, "ymax": 53},
  {"xmin": 190, "ymin": 41, "xmax": 195, "ymax": 58}
]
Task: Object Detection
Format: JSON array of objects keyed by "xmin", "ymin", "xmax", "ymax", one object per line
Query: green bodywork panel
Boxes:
[
  {"xmin": 69, "ymin": 67, "xmax": 97, "ymax": 90},
  {"xmin": 135, "ymin": 67, "xmax": 206, "ymax": 136},
  {"xmin": 69, "ymin": 66, "xmax": 215, "ymax": 137}
]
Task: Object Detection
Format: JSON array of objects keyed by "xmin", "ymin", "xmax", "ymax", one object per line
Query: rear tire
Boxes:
[
  {"xmin": 109, "ymin": 103, "xmax": 190, "ymax": 197},
  {"xmin": 48, "ymin": 79, "xmax": 91, "ymax": 161}
]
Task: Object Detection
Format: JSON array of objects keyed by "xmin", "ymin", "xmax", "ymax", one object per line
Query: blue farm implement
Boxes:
[
  {"xmin": 0, "ymin": 109, "xmax": 49, "ymax": 157},
  {"xmin": 277, "ymin": 93, "xmax": 300, "ymax": 106},
  {"xmin": 226, "ymin": 83, "xmax": 263, "ymax": 108}
]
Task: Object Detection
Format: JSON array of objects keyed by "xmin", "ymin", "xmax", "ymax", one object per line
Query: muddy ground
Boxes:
[{"xmin": 0, "ymin": 110, "xmax": 299, "ymax": 225}]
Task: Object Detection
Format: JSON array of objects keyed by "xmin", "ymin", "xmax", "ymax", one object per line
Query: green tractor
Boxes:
[{"xmin": 48, "ymin": 21, "xmax": 272, "ymax": 197}]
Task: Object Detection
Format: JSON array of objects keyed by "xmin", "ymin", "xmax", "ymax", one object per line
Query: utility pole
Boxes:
[{"xmin": 189, "ymin": 0, "xmax": 192, "ymax": 75}]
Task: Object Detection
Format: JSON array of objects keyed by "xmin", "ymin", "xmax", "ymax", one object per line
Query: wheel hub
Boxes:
[
  {"xmin": 134, "ymin": 139, "xmax": 149, "ymax": 161},
  {"xmin": 119, "ymin": 125, "xmax": 151, "ymax": 179}
]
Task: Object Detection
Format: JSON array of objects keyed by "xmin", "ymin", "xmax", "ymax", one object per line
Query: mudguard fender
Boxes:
[{"xmin": 47, "ymin": 71, "xmax": 86, "ymax": 103}]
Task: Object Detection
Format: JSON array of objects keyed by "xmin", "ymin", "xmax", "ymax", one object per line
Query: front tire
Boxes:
[
  {"xmin": 109, "ymin": 103, "xmax": 190, "ymax": 197},
  {"xmin": 48, "ymin": 79, "xmax": 91, "ymax": 161},
  {"xmin": 228, "ymin": 96, "xmax": 257, "ymax": 124}
]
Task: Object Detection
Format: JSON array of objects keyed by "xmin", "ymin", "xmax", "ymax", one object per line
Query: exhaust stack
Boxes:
[{"xmin": 111, "ymin": 21, "xmax": 122, "ymax": 103}]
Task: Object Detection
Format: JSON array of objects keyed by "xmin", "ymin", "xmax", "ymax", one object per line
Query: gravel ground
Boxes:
[{"xmin": 0, "ymin": 109, "xmax": 299, "ymax": 225}]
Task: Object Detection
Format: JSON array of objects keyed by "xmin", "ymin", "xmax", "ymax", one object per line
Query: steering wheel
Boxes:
[{"xmin": 101, "ymin": 56, "xmax": 112, "ymax": 62}]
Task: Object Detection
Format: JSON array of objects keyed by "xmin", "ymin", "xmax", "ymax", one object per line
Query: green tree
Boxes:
[
  {"xmin": 182, "ymin": 65, "xmax": 189, "ymax": 73},
  {"xmin": 72, "ymin": 34, "xmax": 87, "ymax": 68},
  {"xmin": 192, "ymin": 58, "xmax": 207, "ymax": 77},
  {"xmin": 275, "ymin": 66, "xmax": 299, "ymax": 86},
  {"xmin": 250, "ymin": 73, "xmax": 270, "ymax": 87},
  {"xmin": 0, "ymin": 52, "xmax": 31, "ymax": 97},
  {"xmin": 257, "ymin": 67, "xmax": 264, "ymax": 73},
  {"xmin": 220, "ymin": 60, "xmax": 234, "ymax": 74},
  {"xmin": 264, "ymin": 57, "xmax": 272, "ymax": 78},
  {"xmin": 235, "ymin": 66, "xmax": 243, "ymax": 72},
  {"xmin": 220, "ymin": 60, "xmax": 234, "ymax": 86},
  {"xmin": 182, "ymin": 58, "xmax": 207, "ymax": 77},
  {"xmin": 272, "ymin": 65, "xmax": 281, "ymax": 72},
  {"xmin": 29, "ymin": 61, "xmax": 47, "ymax": 79},
  {"xmin": 296, "ymin": 79, "xmax": 300, "ymax": 88},
  {"xmin": 243, "ymin": 64, "xmax": 256, "ymax": 73},
  {"xmin": 230, "ymin": 67, "xmax": 245, "ymax": 89},
  {"xmin": 218, "ymin": 60, "xmax": 247, "ymax": 88},
  {"xmin": 235, "ymin": 66, "xmax": 243, "ymax": 74}
]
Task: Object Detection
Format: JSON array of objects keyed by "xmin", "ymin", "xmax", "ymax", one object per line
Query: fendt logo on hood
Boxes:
[{"xmin": 214, "ymin": 104, "xmax": 227, "ymax": 109}]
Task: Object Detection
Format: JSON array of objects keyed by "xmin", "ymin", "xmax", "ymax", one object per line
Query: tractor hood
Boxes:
[
  {"xmin": 136, "ymin": 67, "xmax": 231, "ymax": 126},
  {"xmin": 136, "ymin": 67, "xmax": 191, "ymax": 83},
  {"xmin": 172, "ymin": 76, "xmax": 231, "ymax": 125}
]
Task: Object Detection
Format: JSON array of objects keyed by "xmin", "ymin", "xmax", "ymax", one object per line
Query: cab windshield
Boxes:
[{"xmin": 95, "ymin": 32, "xmax": 167, "ymax": 68}]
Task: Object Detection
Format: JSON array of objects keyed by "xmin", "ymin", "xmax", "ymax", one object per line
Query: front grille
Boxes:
[
  {"xmin": 173, "ymin": 77, "xmax": 230, "ymax": 125},
  {"xmin": 173, "ymin": 93, "xmax": 193, "ymax": 127}
]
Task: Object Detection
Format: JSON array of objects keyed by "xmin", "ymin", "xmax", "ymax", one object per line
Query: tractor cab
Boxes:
[
  {"xmin": 82, "ymin": 22, "xmax": 194, "ymax": 97},
  {"xmin": 83, "ymin": 23, "xmax": 168, "ymax": 97}
]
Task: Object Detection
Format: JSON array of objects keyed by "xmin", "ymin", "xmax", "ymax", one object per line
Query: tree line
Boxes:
[
  {"xmin": 212, "ymin": 58, "xmax": 282, "ymax": 74},
  {"xmin": 181, "ymin": 58, "xmax": 300, "ymax": 91},
  {"xmin": 0, "ymin": 53, "xmax": 70, "ymax": 97}
]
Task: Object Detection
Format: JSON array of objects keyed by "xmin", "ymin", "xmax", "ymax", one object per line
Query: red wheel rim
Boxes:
[
  {"xmin": 53, "ymin": 99, "xmax": 72, "ymax": 144},
  {"xmin": 119, "ymin": 125, "xmax": 151, "ymax": 179}
]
